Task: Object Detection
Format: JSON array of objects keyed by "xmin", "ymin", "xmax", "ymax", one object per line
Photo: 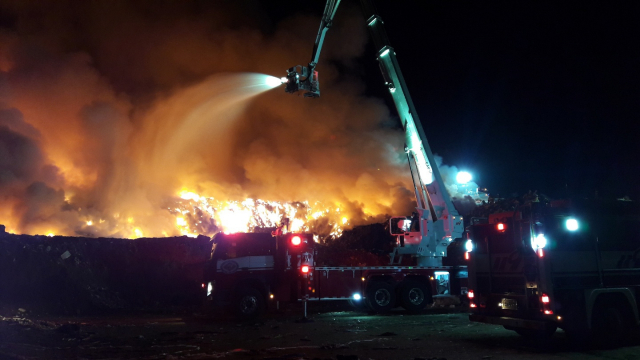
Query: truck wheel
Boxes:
[
  {"xmin": 592, "ymin": 305, "xmax": 629, "ymax": 346},
  {"xmin": 399, "ymin": 281, "xmax": 430, "ymax": 313},
  {"xmin": 365, "ymin": 282, "xmax": 396, "ymax": 313},
  {"xmin": 234, "ymin": 286, "xmax": 265, "ymax": 320}
]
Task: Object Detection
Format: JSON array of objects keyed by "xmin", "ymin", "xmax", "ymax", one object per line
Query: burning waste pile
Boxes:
[
  {"xmin": 0, "ymin": 1, "xmax": 418, "ymax": 241},
  {"xmin": 0, "ymin": 0, "xmax": 492, "ymax": 241},
  {"xmin": 0, "ymin": 2, "xmax": 487, "ymax": 314}
]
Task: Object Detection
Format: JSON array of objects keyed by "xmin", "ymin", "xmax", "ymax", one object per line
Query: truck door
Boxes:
[{"xmin": 274, "ymin": 233, "xmax": 317, "ymax": 302}]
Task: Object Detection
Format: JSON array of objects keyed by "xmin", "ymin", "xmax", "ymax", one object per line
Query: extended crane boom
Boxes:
[
  {"xmin": 285, "ymin": 0, "xmax": 463, "ymax": 266},
  {"xmin": 284, "ymin": 0, "xmax": 341, "ymax": 97}
]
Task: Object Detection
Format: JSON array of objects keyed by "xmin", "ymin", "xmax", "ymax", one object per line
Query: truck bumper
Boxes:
[{"xmin": 469, "ymin": 314, "xmax": 550, "ymax": 331}]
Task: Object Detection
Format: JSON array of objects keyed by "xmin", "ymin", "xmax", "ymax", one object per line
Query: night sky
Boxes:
[
  {"xmin": 376, "ymin": 1, "xmax": 639, "ymax": 200},
  {"xmin": 283, "ymin": 0, "xmax": 640, "ymax": 200}
]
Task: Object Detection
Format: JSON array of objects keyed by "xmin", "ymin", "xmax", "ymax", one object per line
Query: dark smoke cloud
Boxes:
[
  {"xmin": 0, "ymin": 1, "xmax": 420, "ymax": 237},
  {"xmin": 0, "ymin": 123, "xmax": 42, "ymax": 187}
]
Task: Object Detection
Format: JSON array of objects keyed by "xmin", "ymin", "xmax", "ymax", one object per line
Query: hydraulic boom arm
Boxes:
[
  {"xmin": 285, "ymin": 0, "xmax": 464, "ymax": 266},
  {"xmin": 359, "ymin": 1, "xmax": 463, "ymax": 265},
  {"xmin": 284, "ymin": 0, "xmax": 341, "ymax": 98}
]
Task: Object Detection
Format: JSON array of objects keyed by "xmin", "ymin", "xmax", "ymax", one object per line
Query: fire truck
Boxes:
[
  {"xmin": 466, "ymin": 198, "xmax": 640, "ymax": 343},
  {"xmin": 202, "ymin": 0, "xmax": 470, "ymax": 319},
  {"xmin": 203, "ymin": 231, "xmax": 466, "ymax": 319}
]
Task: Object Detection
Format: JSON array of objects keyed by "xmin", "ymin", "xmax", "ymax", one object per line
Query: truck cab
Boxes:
[{"xmin": 203, "ymin": 231, "xmax": 315, "ymax": 319}]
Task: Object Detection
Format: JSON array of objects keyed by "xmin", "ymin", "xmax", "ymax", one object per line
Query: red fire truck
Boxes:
[
  {"xmin": 466, "ymin": 199, "xmax": 640, "ymax": 344},
  {"xmin": 203, "ymin": 0, "xmax": 472, "ymax": 319},
  {"xmin": 203, "ymin": 230, "xmax": 467, "ymax": 319}
]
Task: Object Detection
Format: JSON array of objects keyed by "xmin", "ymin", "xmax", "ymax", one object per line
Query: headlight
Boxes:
[
  {"xmin": 531, "ymin": 234, "xmax": 547, "ymax": 250},
  {"xmin": 206, "ymin": 282, "xmax": 213, "ymax": 296},
  {"xmin": 465, "ymin": 239, "xmax": 474, "ymax": 252},
  {"xmin": 565, "ymin": 218, "xmax": 579, "ymax": 231}
]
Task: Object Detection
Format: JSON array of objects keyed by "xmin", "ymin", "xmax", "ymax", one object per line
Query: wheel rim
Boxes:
[
  {"xmin": 407, "ymin": 287, "xmax": 425, "ymax": 305},
  {"xmin": 240, "ymin": 295, "xmax": 258, "ymax": 314},
  {"xmin": 374, "ymin": 288, "xmax": 391, "ymax": 306},
  {"xmin": 602, "ymin": 308, "xmax": 623, "ymax": 334}
]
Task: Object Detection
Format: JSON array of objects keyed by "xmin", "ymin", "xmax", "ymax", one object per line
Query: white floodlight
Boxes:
[
  {"xmin": 566, "ymin": 218, "xmax": 579, "ymax": 231},
  {"xmin": 531, "ymin": 234, "xmax": 547, "ymax": 250},
  {"xmin": 456, "ymin": 171, "xmax": 472, "ymax": 184},
  {"xmin": 465, "ymin": 239, "xmax": 474, "ymax": 252}
]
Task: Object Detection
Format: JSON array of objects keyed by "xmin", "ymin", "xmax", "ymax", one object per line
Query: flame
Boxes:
[
  {"xmin": 218, "ymin": 202, "xmax": 252, "ymax": 234},
  {"xmin": 167, "ymin": 191, "xmax": 347, "ymax": 239},
  {"xmin": 179, "ymin": 191, "xmax": 201, "ymax": 201}
]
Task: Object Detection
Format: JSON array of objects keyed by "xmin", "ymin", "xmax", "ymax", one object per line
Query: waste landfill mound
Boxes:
[
  {"xmin": 0, "ymin": 223, "xmax": 397, "ymax": 315},
  {"xmin": 0, "ymin": 219, "xmax": 467, "ymax": 315},
  {"xmin": 0, "ymin": 228, "xmax": 211, "ymax": 315}
]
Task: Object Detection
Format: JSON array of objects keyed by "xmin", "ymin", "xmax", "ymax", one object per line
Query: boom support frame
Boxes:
[{"xmin": 286, "ymin": 0, "xmax": 464, "ymax": 266}]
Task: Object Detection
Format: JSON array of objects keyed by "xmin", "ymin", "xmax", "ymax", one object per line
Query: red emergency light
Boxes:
[
  {"xmin": 301, "ymin": 265, "xmax": 310, "ymax": 273},
  {"xmin": 496, "ymin": 223, "xmax": 506, "ymax": 231},
  {"xmin": 291, "ymin": 236, "xmax": 302, "ymax": 246},
  {"xmin": 541, "ymin": 293, "xmax": 553, "ymax": 314},
  {"xmin": 468, "ymin": 290, "xmax": 474, "ymax": 299}
]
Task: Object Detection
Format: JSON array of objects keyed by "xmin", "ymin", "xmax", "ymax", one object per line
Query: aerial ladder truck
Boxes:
[
  {"xmin": 284, "ymin": 0, "xmax": 464, "ymax": 267},
  {"xmin": 203, "ymin": 0, "xmax": 467, "ymax": 319}
]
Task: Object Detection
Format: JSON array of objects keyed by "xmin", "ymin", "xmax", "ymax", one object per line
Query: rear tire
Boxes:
[
  {"xmin": 365, "ymin": 282, "xmax": 396, "ymax": 313},
  {"xmin": 399, "ymin": 281, "xmax": 430, "ymax": 313},
  {"xmin": 592, "ymin": 305, "xmax": 629, "ymax": 347},
  {"xmin": 234, "ymin": 286, "xmax": 266, "ymax": 320}
]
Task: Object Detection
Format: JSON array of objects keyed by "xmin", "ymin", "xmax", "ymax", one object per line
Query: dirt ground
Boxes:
[{"xmin": 2, "ymin": 303, "xmax": 640, "ymax": 360}]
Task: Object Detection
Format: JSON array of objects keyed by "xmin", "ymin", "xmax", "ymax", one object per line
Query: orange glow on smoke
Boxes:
[{"xmin": 0, "ymin": 1, "xmax": 488, "ymax": 241}]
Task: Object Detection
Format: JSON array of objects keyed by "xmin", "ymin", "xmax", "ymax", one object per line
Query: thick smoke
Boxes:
[{"xmin": 0, "ymin": 1, "xmax": 466, "ymax": 237}]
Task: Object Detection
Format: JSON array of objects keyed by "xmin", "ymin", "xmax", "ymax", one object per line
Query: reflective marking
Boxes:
[{"xmin": 217, "ymin": 255, "xmax": 274, "ymax": 272}]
